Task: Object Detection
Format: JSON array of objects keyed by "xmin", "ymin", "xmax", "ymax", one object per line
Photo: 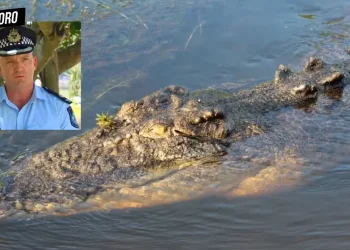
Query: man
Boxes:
[{"xmin": 0, "ymin": 25, "xmax": 79, "ymax": 130}]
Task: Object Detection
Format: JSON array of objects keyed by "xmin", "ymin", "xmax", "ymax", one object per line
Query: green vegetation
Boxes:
[
  {"xmin": 72, "ymin": 104, "xmax": 81, "ymax": 128},
  {"xmin": 59, "ymin": 21, "xmax": 81, "ymax": 49},
  {"xmin": 96, "ymin": 112, "xmax": 115, "ymax": 129},
  {"xmin": 298, "ymin": 14, "xmax": 316, "ymax": 20},
  {"xmin": 69, "ymin": 62, "xmax": 81, "ymax": 99},
  {"xmin": 59, "ymin": 62, "xmax": 81, "ymax": 127}
]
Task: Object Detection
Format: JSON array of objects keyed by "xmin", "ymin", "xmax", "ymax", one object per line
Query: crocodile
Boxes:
[{"xmin": 0, "ymin": 57, "xmax": 349, "ymax": 217}]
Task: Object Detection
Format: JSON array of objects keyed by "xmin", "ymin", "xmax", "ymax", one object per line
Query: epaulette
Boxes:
[{"xmin": 43, "ymin": 87, "xmax": 72, "ymax": 104}]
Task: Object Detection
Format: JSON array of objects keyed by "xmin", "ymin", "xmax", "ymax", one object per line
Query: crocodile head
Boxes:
[
  {"xmin": 0, "ymin": 86, "xmax": 234, "ymax": 217},
  {"xmin": 105, "ymin": 85, "xmax": 233, "ymax": 169},
  {"xmin": 101, "ymin": 57, "xmax": 350, "ymax": 169}
]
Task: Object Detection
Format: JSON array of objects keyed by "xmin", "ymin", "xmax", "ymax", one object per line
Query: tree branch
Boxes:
[
  {"xmin": 57, "ymin": 38, "xmax": 81, "ymax": 74},
  {"xmin": 33, "ymin": 22, "xmax": 67, "ymax": 77},
  {"xmin": 39, "ymin": 52, "xmax": 60, "ymax": 92}
]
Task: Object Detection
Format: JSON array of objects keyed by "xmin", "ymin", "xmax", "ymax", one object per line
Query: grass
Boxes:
[{"xmin": 298, "ymin": 14, "xmax": 316, "ymax": 20}]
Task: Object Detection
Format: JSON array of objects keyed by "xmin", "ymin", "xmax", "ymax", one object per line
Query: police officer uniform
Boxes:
[{"xmin": 0, "ymin": 25, "xmax": 79, "ymax": 130}]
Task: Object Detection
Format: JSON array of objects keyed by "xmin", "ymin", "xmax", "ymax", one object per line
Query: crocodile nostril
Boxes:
[
  {"xmin": 318, "ymin": 72, "xmax": 343, "ymax": 86},
  {"xmin": 214, "ymin": 109, "xmax": 225, "ymax": 119}
]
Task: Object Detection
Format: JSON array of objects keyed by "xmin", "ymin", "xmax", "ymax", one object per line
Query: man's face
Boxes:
[{"xmin": 0, "ymin": 53, "xmax": 37, "ymax": 90}]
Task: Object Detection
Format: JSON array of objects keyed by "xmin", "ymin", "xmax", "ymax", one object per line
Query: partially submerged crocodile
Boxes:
[{"xmin": 1, "ymin": 57, "xmax": 349, "ymax": 217}]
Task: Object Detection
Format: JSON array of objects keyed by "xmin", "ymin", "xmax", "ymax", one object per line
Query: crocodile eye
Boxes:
[
  {"xmin": 149, "ymin": 124, "xmax": 168, "ymax": 135},
  {"xmin": 140, "ymin": 123, "xmax": 171, "ymax": 138}
]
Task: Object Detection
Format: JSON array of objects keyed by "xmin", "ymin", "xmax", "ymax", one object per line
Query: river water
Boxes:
[{"xmin": 1, "ymin": 0, "xmax": 350, "ymax": 249}]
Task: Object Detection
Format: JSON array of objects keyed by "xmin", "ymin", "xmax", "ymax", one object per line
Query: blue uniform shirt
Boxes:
[{"xmin": 0, "ymin": 84, "xmax": 80, "ymax": 130}]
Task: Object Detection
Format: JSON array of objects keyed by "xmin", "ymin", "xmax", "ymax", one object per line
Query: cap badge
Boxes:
[{"xmin": 7, "ymin": 28, "xmax": 21, "ymax": 43}]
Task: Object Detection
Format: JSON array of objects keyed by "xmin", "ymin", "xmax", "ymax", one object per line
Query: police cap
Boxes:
[{"xmin": 0, "ymin": 25, "xmax": 37, "ymax": 57}]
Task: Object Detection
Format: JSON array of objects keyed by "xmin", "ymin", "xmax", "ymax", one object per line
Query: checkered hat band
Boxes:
[{"xmin": 0, "ymin": 36, "xmax": 34, "ymax": 49}]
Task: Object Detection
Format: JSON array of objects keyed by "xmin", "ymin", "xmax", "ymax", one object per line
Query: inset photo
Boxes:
[{"xmin": 0, "ymin": 21, "xmax": 81, "ymax": 130}]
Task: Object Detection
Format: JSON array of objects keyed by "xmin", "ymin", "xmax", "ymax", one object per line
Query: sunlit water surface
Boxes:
[{"xmin": 1, "ymin": 0, "xmax": 350, "ymax": 249}]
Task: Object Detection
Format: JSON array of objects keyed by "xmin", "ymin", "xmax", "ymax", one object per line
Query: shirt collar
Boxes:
[
  {"xmin": 0, "ymin": 85, "xmax": 6, "ymax": 102},
  {"xmin": 32, "ymin": 84, "xmax": 48, "ymax": 101},
  {"xmin": 0, "ymin": 83, "xmax": 48, "ymax": 104}
]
